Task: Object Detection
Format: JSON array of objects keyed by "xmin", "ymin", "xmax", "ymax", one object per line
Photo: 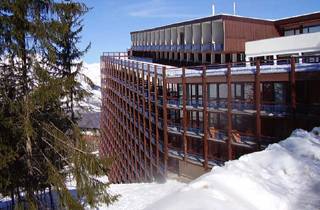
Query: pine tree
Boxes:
[{"xmin": 0, "ymin": 1, "xmax": 117, "ymax": 209}]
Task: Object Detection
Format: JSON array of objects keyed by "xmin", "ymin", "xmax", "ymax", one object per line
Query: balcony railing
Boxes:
[
  {"xmin": 212, "ymin": 43, "xmax": 224, "ymax": 52},
  {"xmin": 192, "ymin": 44, "xmax": 201, "ymax": 52},
  {"xmin": 177, "ymin": 45, "xmax": 184, "ymax": 51},
  {"xmin": 184, "ymin": 44, "xmax": 192, "ymax": 52},
  {"xmin": 201, "ymin": 43, "xmax": 212, "ymax": 52},
  {"xmin": 171, "ymin": 44, "xmax": 177, "ymax": 51}
]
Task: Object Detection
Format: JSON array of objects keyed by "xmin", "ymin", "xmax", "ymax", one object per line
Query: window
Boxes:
[
  {"xmin": 284, "ymin": 29, "xmax": 294, "ymax": 36},
  {"xmin": 303, "ymin": 25, "xmax": 320, "ymax": 34},
  {"xmin": 235, "ymin": 84, "xmax": 242, "ymax": 99},
  {"xmin": 244, "ymin": 83, "xmax": 254, "ymax": 102},
  {"xmin": 274, "ymin": 83, "xmax": 286, "ymax": 104},
  {"xmin": 208, "ymin": 84, "xmax": 217, "ymax": 99},
  {"xmin": 219, "ymin": 84, "xmax": 228, "ymax": 99},
  {"xmin": 262, "ymin": 83, "xmax": 274, "ymax": 102}
]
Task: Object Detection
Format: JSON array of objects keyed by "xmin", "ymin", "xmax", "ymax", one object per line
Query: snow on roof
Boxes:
[{"xmin": 275, "ymin": 10, "xmax": 320, "ymax": 22}]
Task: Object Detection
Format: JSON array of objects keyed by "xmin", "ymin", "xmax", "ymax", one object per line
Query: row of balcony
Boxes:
[
  {"xmin": 167, "ymin": 99, "xmax": 293, "ymax": 116},
  {"xmin": 131, "ymin": 43, "xmax": 224, "ymax": 53}
]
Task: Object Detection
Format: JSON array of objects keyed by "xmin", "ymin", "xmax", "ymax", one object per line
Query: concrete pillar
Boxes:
[
  {"xmin": 194, "ymin": 53, "xmax": 199, "ymax": 63},
  {"xmin": 211, "ymin": 53, "xmax": 215, "ymax": 64},
  {"xmin": 273, "ymin": 55, "xmax": 277, "ymax": 65},
  {"xmin": 187, "ymin": 53, "xmax": 191, "ymax": 62},
  {"xmin": 202, "ymin": 53, "xmax": 206, "ymax": 63},
  {"xmin": 169, "ymin": 52, "xmax": 172, "ymax": 60},
  {"xmin": 298, "ymin": 52, "xmax": 303, "ymax": 64},
  {"xmin": 232, "ymin": 53, "xmax": 237, "ymax": 63},
  {"xmin": 221, "ymin": 54, "xmax": 226, "ymax": 64},
  {"xmin": 246, "ymin": 57, "xmax": 250, "ymax": 67}
]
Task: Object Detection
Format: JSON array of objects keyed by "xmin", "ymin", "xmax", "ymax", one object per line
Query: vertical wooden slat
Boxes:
[
  {"xmin": 147, "ymin": 65, "xmax": 153, "ymax": 179},
  {"xmin": 162, "ymin": 67, "xmax": 169, "ymax": 175},
  {"xmin": 154, "ymin": 65, "xmax": 160, "ymax": 173},
  {"xmin": 142, "ymin": 64, "xmax": 148, "ymax": 180},
  {"xmin": 202, "ymin": 66, "xmax": 209, "ymax": 170},
  {"xmin": 136, "ymin": 63, "xmax": 142, "ymax": 181},
  {"xmin": 255, "ymin": 60, "xmax": 261, "ymax": 150},
  {"xmin": 182, "ymin": 68, "xmax": 188, "ymax": 162},
  {"xmin": 226, "ymin": 64, "xmax": 233, "ymax": 160},
  {"xmin": 290, "ymin": 57, "xmax": 296, "ymax": 111}
]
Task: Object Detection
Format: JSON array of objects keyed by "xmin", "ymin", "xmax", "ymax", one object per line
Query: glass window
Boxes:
[
  {"xmin": 274, "ymin": 83, "xmax": 285, "ymax": 103},
  {"xmin": 244, "ymin": 83, "xmax": 254, "ymax": 101},
  {"xmin": 198, "ymin": 85, "xmax": 203, "ymax": 96},
  {"xmin": 235, "ymin": 84, "xmax": 242, "ymax": 98},
  {"xmin": 309, "ymin": 25, "xmax": 320, "ymax": 33},
  {"xmin": 262, "ymin": 83, "xmax": 274, "ymax": 102},
  {"xmin": 284, "ymin": 29, "xmax": 294, "ymax": 36},
  {"xmin": 219, "ymin": 84, "xmax": 228, "ymax": 99},
  {"xmin": 209, "ymin": 84, "xmax": 217, "ymax": 99}
]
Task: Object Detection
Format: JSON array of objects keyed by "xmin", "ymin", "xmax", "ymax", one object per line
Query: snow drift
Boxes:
[{"xmin": 145, "ymin": 128, "xmax": 320, "ymax": 210}]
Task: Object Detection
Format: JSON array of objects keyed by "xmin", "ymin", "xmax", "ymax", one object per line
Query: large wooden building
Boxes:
[{"xmin": 101, "ymin": 12, "xmax": 320, "ymax": 183}]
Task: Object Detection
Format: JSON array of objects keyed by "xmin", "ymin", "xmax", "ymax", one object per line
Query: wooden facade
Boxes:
[
  {"xmin": 224, "ymin": 19, "xmax": 279, "ymax": 52},
  {"xmin": 101, "ymin": 52, "xmax": 320, "ymax": 183}
]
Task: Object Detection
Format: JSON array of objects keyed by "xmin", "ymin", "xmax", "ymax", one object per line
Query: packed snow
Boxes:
[
  {"xmin": 91, "ymin": 180, "xmax": 185, "ymax": 210},
  {"xmin": 95, "ymin": 128, "xmax": 320, "ymax": 210}
]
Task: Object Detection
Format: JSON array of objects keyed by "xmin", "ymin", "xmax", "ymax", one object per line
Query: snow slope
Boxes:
[
  {"xmin": 146, "ymin": 128, "xmax": 320, "ymax": 210},
  {"xmin": 95, "ymin": 180, "xmax": 184, "ymax": 210},
  {"xmin": 91, "ymin": 128, "xmax": 320, "ymax": 210}
]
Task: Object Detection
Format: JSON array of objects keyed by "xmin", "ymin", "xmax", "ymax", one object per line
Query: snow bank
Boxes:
[
  {"xmin": 95, "ymin": 180, "xmax": 185, "ymax": 210},
  {"xmin": 145, "ymin": 128, "xmax": 320, "ymax": 210}
]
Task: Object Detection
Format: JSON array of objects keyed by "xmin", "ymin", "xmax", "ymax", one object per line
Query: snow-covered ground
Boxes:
[
  {"xmin": 93, "ymin": 180, "xmax": 184, "ymax": 210},
  {"xmin": 95, "ymin": 128, "xmax": 320, "ymax": 210}
]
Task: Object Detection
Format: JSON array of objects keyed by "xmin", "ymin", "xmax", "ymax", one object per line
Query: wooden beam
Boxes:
[
  {"xmin": 182, "ymin": 67, "xmax": 188, "ymax": 162},
  {"xmin": 154, "ymin": 65, "xmax": 160, "ymax": 174},
  {"xmin": 162, "ymin": 67, "xmax": 169, "ymax": 175},
  {"xmin": 142, "ymin": 64, "xmax": 148, "ymax": 181},
  {"xmin": 255, "ymin": 60, "xmax": 261, "ymax": 150},
  {"xmin": 202, "ymin": 66, "xmax": 209, "ymax": 170},
  {"xmin": 226, "ymin": 63, "xmax": 233, "ymax": 160},
  {"xmin": 147, "ymin": 64, "xmax": 153, "ymax": 178}
]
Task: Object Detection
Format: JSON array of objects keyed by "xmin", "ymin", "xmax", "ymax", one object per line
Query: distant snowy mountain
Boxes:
[{"xmin": 78, "ymin": 62, "xmax": 101, "ymax": 113}]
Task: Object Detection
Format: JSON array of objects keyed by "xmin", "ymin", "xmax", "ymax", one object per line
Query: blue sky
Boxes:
[{"xmin": 79, "ymin": 0, "xmax": 320, "ymax": 63}]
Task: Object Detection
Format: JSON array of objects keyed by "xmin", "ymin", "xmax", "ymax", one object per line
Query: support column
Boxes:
[
  {"xmin": 255, "ymin": 61, "xmax": 261, "ymax": 150},
  {"xmin": 226, "ymin": 64, "xmax": 233, "ymax": 160},
  {"xmin": 154, "ymin": 65, "xmax": 160, "ymax": 174},
  {"xmin": 221, "ymin": 53, "xmax": 226, "ymax": 64},
  {"xmin": 136, "ymin": 63, "xmax": 143, "ymax": 181},
  {"xmin": 273, "ymin": 55, "xmax": 277, "ymax": 65},
  {"xmin": 290, "ymin": 57, "xmax": 297, "ymax": 112},
  {"xmin": 142, "ymin": 64, "xmax": 148, "ymax": 180},
  {"xmin": 147, "ymin": 65, "xmax": 153, "ymax": 179},
  {"xmin": 182, "ymin": 68, "xmax": 188, "ymax": 161},
  {"xmin": 211, "ymin": 53, "xmax": 215, "ymax": 64},
  {"xmin": 162, "ymin": 67, "xmax": 169, "ymax": 175},
  {"xmin": 202, "ymin": 66, "xmax": 209, "ymax": 170}
]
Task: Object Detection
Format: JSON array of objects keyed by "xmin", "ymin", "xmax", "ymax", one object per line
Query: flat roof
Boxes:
[
  {"xmin": 131, "ymin": 11, "xmax": 320, "ymax": 34},
  {"xmin": 130, "ymin": 14, "xmax": 274, "ymax": 34}
]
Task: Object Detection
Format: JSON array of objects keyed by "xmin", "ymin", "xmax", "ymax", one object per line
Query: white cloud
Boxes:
[{"xmin": 124, "ymin": 0, "xmax": 200, "ymax": 18}]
